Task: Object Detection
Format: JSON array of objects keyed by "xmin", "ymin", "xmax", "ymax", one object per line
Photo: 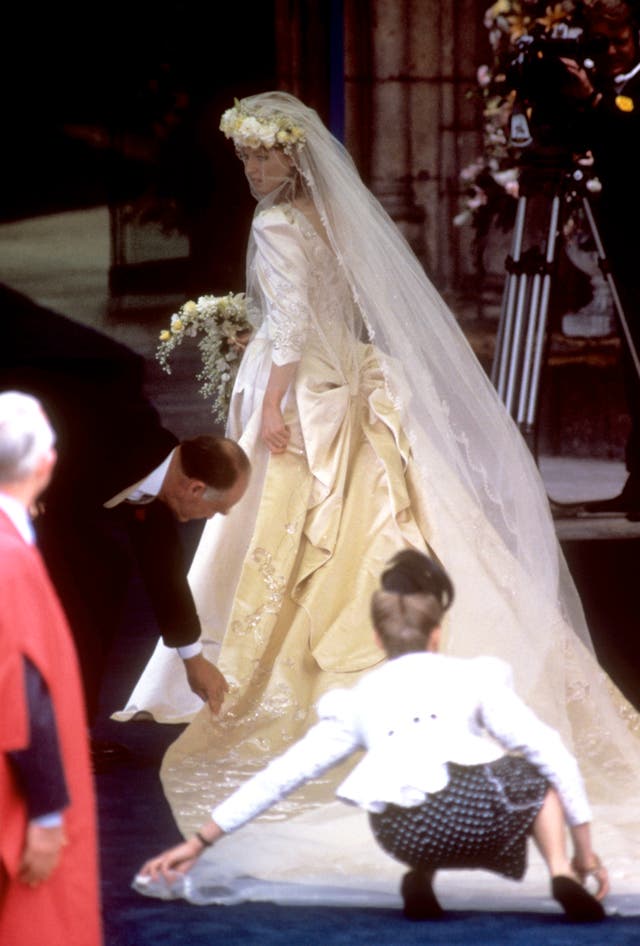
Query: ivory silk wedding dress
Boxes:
[{"xmin": 121, "ymin": 93, "xmax": 640, "ymax": 914}]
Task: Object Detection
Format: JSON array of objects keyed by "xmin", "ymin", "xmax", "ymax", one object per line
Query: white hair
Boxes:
[{"xmin": 0, "ymin": 391, "xmax": 56, "ymax": 483}]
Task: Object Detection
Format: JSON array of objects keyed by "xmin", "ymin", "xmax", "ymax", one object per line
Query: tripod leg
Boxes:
[
  {"xmin": 516, "ymin": 264, "xmax": 543, "ymax": 424},
  {"xmin": 504, "ymin": 265, "xmax": 531, "ymax": 415},
  {"xmin": 580, "ymin": 195, "xmax": 640, "ymax": 382},
  {"xmin": 518, "ymin": 194, "xmax": 562, "ymax": 438},
  {"xmin": 492, "ymin": 196, "xmax": 528, "ymax": 400}
]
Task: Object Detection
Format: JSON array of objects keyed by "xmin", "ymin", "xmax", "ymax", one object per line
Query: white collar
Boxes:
[
  {"xmin": 127, "ymin": 450, "xmax": 174, "ymax": 502},
  {"xmin": 615, "ymin": 61, "xmax": 640, "ymax": 86},
  {"xmin": 0, "ymin": 493, "xmax": 35, "ymax": 544}
]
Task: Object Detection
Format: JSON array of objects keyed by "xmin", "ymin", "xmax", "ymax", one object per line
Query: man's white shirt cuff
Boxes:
[
  {"xmin": 177, "ymin": 642, "xmax": 203, "ymax": 660},
  {"xmin": 32, "ymin": 811, "xmax": 64, "ymax": 827}
]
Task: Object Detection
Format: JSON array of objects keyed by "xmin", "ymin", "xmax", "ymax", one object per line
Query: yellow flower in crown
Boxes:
[{"xmin": 220, "ymin": 101, "xmax": 306, "ymax": 154}]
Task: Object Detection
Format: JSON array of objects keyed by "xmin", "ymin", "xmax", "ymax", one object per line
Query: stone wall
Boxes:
[
  {"xmin": 343, "ymin": 0, "xmax": 488, "ymax": 292},
  {"xmin": 275, "ymin": 0, "xmax": 489, "ymax": 294}
]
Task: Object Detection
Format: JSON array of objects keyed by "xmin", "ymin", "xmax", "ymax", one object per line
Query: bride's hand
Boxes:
[
  {"xmin": 230, "ymin": 329, "xmax": 252, "ymax": 353},
  {"xmin": 261, "ymin": 402, "xmax": 291, "ymax": 454}
]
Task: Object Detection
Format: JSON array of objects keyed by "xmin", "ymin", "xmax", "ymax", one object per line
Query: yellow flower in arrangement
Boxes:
[
  {"xmin": 538, "ymin": 2, "xmax": 575, "ymax": 30},
  {"xmin": 487, "ymin": 0, "xmax": 512, "ymax": 15},
  {"xmin": 156, "ymin": 292, "xmax": 251, "ymax": 422}
]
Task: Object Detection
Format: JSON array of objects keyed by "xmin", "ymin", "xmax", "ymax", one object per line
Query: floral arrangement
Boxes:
[
  {"xmin": 455, "ymin": 1, "xmax": 581, "ymax": 235},
  {"xmin": 219, "ymin": 99, "xmax": 306, "ymax": 154},
  {"xmin": 157, "ymin": 292, "xmax": 251, "ymax": 421}
]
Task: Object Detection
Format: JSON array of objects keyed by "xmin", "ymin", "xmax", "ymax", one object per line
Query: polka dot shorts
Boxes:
[{"xmin": 369, "ymin": 755, "xmax": 549, "ymax": 879}]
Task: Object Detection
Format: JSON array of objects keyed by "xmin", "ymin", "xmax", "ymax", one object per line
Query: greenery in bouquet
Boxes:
[
  {"xmin": 157, "ymin": 292, "xmax": 250, "ymax": 422},
  {"xmin": 455, "ymin": 1, "xmax": 580, "ymax": 237}
]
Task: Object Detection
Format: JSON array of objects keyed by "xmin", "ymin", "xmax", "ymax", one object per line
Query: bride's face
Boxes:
[{"xmin": 236, "ymin": 146, "xmax": 294, "ymax": 198}]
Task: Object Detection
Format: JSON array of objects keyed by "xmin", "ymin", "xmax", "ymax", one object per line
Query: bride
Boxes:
[{"xmin": 124, "ymin": 92, "xmax": 640, "ymax": 913}]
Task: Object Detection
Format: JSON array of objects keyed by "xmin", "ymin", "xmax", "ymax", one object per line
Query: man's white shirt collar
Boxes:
[
  {"xmin": 0, "ymin": 493, "xmax": 35, "ymax": 544},
  {"xmin": 126, "ymin": 450, "xmax": 174, "ymax": 502}
]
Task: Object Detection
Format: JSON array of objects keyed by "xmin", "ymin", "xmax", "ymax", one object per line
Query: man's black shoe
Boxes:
[
  {"xmin": 581, "ymin": 494, "xmax": 630, "ymax": 515},
  {"xmin": 581, "ymin": 495, "xmax": 640, "ymax": 520}
]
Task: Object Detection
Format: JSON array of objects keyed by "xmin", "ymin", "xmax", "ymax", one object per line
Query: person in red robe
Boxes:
[{"xmin": 0, "ymin": 391, "xmax": 102, "ymax": 946}]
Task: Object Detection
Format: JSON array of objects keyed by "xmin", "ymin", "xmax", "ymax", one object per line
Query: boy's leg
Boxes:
[
  {"xmin": 400, "ymin": 868, "xmax": 442, "ymax": 920},
  {"xmin": 531, "ymin": 789, "xmax": 605, "ymax": 922}
]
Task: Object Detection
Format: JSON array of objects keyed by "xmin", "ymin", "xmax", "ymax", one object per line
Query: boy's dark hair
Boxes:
[
  {"xmin": 372, "ymin": 550, "xmax": 454, "ymax": 659},
  {"xmin": 380, "ymin": 549, "xmax": 454, "ymax": 608}
]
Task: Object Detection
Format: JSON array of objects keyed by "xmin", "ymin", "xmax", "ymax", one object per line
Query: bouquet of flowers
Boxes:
[{"xmin": 156, "ymin": 292, "xmax": 251, "ymax": 422}]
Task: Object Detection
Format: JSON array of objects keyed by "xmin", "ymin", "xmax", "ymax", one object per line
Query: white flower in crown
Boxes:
[{"xmin": 220, "ymin": 101, "xmax": 306, "ymax": 154}]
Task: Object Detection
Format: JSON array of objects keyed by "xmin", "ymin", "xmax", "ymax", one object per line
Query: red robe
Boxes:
[{"xmin": 0, "ymin": 510, "xmax": 102, "ymax": 946}]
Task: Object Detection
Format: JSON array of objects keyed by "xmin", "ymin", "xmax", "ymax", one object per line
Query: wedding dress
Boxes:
[{"xmin": 122, "ymin": 93, "xmax": 640, "ymax": 914}]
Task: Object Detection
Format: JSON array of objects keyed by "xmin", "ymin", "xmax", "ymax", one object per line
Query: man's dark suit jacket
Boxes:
[{"xmin": 1, "ymin": 284, "xmax": 201, "ymax": 717}]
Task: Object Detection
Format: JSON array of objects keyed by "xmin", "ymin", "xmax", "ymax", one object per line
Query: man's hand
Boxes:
[
  {"xmin": 18, "ymin": 823, "xmax": 67, "ymax": 887},
  {"xmin": 558, "ymin": 57, "xmax": 599, "ymax": 104},
  {"xmin": 183, "ymin": 653, "xmax": 229, "ymax": 714}
]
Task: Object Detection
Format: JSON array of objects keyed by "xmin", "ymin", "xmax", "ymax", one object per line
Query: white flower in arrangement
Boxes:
[{"xmin": 156, "ymin": 292, "xmax": 251, "ymax": 422}]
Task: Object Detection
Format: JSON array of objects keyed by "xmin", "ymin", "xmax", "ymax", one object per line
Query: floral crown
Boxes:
[{"xmin": 219, "ymin": 99, "xmax": 306, "ymax": 154}]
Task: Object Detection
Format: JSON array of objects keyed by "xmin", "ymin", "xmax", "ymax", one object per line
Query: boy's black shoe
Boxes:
[{"xmin": 401, "ymin": 869, "xmax": 443, "ymax": 920}]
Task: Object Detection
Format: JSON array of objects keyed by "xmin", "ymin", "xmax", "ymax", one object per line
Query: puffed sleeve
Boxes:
[
  {"xmin": 476, "ymin": 657, "xmax": 592, "ymax": 826},
  {"xmin": 252, "ymin": 208, "xmax": 311, "ymax": 366}
]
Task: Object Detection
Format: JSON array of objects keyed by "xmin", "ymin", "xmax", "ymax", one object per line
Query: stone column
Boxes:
[
  {"xmin": 348, "ymin": 0, "xmax": 426, "ymax": 256},
  {"xmin": 274, "ymin": 0, "xmax": 332, "ymax": 123},
  {"xmin": 345, "ymin": 0, "xmax": 486, "ymax": 290}
]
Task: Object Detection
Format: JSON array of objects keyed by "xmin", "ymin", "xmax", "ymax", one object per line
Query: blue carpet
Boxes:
[
  {"xmin": 96, "ymin": 725, "xmax": 640, "ymax": 946},
  {"xmin": 95, "ymin": 536, "xmax": 640, "ymax": 945}
]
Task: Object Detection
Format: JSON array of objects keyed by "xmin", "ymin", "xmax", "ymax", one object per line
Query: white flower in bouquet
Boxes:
[{"xmin": 156, "ymin": 292, "xmax": 250, "ymax": 422}]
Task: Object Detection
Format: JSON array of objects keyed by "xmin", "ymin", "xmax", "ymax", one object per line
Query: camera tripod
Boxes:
[{"xmin": 491, "ymin": 161, "xmax": 640, "ymax": 453}]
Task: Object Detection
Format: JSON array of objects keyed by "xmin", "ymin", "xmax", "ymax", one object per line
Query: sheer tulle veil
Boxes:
[{"xmin": 239, "ymin": 90, "xmax": 588, "ymax": 652}]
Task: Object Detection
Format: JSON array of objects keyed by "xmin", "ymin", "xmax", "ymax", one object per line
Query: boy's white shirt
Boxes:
[{"xmin": 211, "ymin": 652, "xmax": 591, "ymax": 833}]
